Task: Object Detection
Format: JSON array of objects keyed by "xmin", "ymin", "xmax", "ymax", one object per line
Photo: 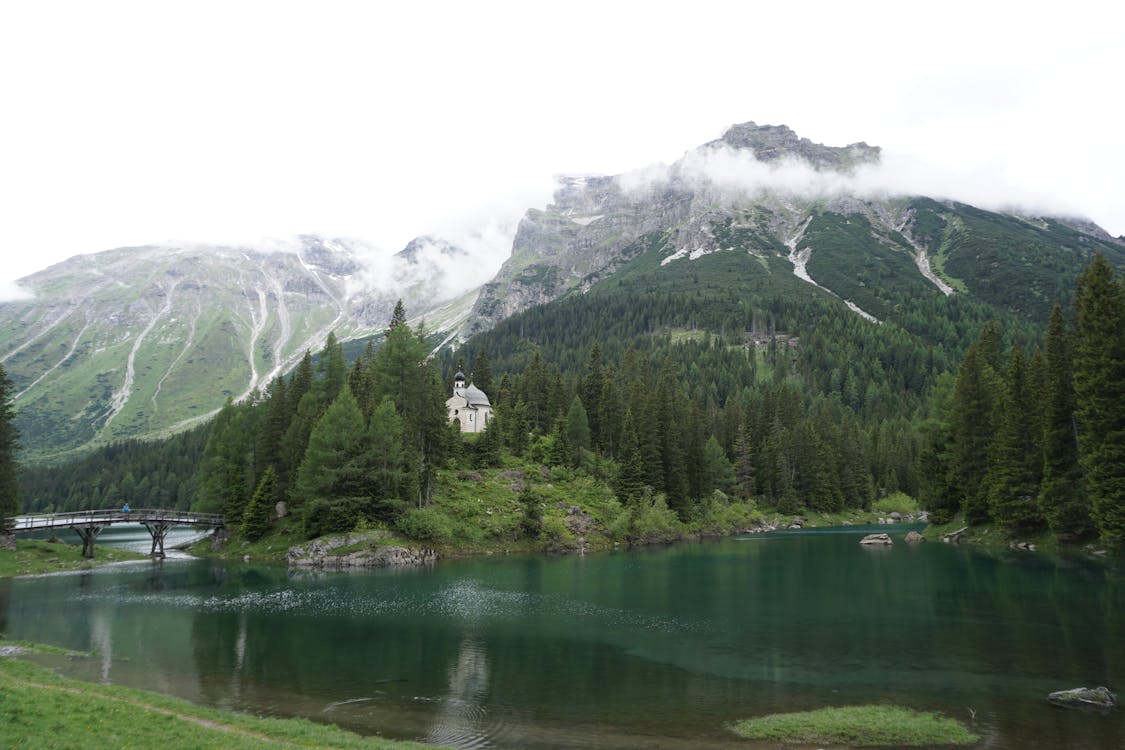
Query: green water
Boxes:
[{"xmin": 2, "ymin": 527, "xmax": 1122, "ymax": 748}]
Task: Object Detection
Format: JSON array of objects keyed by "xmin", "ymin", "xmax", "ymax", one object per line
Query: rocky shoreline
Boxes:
[{"xmin": 286, "ymin": 531, "xmax": 437, "ymax": 569}]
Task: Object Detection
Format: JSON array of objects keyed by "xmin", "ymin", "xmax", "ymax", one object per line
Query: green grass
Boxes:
[
  {"xmin": 0, "ymin": 656, "xmax": 439, "ymax": 749},
  {"xmin": 0, "ymin": 539, "xmax": 147, "ymax": 578},
  {"xmin": 732, "ymin": 704, "xmax": 978, "ymax": 746},
  {"xmin": 922, "ymin": 514, "xmax": 1074, "ymax": 555}
]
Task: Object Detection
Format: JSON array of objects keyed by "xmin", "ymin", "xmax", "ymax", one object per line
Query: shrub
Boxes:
[
  {"xmin": 872, "ymin": 492, "xmax": 920, "ymax": 515},
  {"xmin": 396, "ymin": 507, "xmax": 456, "ymax": 543}
]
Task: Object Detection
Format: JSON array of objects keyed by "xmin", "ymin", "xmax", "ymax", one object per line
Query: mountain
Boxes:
[
  {"xmin": 469, "ymin": 122, "xmax": 1125, "ymax": 335},
  {"xmin": 7, "ymin": 121, "xmax": 1124, "ymax": 463},
  {"xmin": 0, "ymin": 236, "xmax": 477, "ymax": 461}
]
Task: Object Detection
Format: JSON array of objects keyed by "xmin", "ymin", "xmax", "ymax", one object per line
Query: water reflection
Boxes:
[
  {"xmin": 3, "ymin": 533, "xmax": 1123, "ymax": 749},
  {"xmin": 424, "ymin": 636, "xmax": 492, "ymax": 749}
]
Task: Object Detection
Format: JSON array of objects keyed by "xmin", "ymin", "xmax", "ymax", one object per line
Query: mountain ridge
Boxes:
[{"xmin": 4, "ymin": 120, "xmax": 1124, "ymax": 461}]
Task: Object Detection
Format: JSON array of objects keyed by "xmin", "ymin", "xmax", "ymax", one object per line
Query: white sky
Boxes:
[{"xmin": 1, "ymin": 0, "xmax": 1121, "ymax": 299}]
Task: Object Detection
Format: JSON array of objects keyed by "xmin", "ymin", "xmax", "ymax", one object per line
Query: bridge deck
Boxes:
[{"xmin": 8, "ymin": 509, "xmax": 225, "ymax": 532}]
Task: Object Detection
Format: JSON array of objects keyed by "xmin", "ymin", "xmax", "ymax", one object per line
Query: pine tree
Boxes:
[
  {"xmin": 702, "ymin": 435, "xmax": 736, "ymax": 496},
  {"xmin": 564, "ymin": 396, "xmax": 591, "ymax": 467},
  {"xmin": 470, "ymin": 342, "xmax": 493, "ymax": 395},
  {"xmin": 388, "ymin": 299, "xmax": 407, "ymax": 332},
  {"xmin": 732, "ymin": 428, "xmax": 757, "ymax": 501},
  {"xmin": 293, "ymin": 386, "xmax": 371, "ymax": 535},
  {"xmin": 241, "ymin": 466, "xmax": 277, "ymax": 541},
  {"xmin": 288, "ymin": 351, "xmax": 314, "ymax": 414},
  {"xmin": 613, "ymin": 409, "xmax": 646, "ymax": 506},
  {"xmin": 316, "ymin": 331, "xmax": 347, "ymax": 405},
  {"xmin": 1040, "ymin": 304, "xmax": 1090, "ymax": 539},
  {"xmin": 580, "ymin": 344, "xmax": 604, "ymax": 447},
  {"xmin": 475, "ymin": 413, "xmax": 503, "ymax": 468},
  {"xmin": 1073, "ymin": 254, "xmax": 1125, "ymax": 545},
  {"xmin": 366, "ymin": 398, "xmax": 407, "ymax": 522},
  {"xmin": 949, "ymin": 344, "xmax": 999, "ymax": 524},
  {"xmin": 0, "ymin": 364, "xmax": 20, "ymax": 523},
  {"xmin": 986, "ymin": 345, "xmax": 1043, "ymax": 531},
  {"xmin": 196, "ymin": 400, "xmax": 252, "ymax": 518},
  {"xmin": 256, "ymin": 376, "xmax": 290, "ymax": 497}
]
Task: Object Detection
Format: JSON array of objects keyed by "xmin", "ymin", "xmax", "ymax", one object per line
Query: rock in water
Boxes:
[
  {"xmin": 859, "ymin": 533, "xmax": 893, "ymax": 546},
  {"xmin": 1047, "ymin": 686, "xmax": 1119, "ymax": 710},
  {"xmin": 904, "ymin": 531, "xmax": 925, "ymax": 543}
]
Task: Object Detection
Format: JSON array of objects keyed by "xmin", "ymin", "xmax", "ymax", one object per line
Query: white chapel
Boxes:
[{"xmin": 446, "ymin": 371, "xmax": 492, "ymax": 433}]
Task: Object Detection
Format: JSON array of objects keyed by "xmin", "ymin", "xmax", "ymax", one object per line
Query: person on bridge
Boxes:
[{"xmin": 122, "ymin": 502, "xmax": 130, "ymax": 513}]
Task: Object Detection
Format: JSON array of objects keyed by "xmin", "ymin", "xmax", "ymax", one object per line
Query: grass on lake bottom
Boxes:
[
  {"xmin": 0, "ymin": 539, "xmax": 147, "ymax": 577},
  {"xmin": 732, "ymin": 704, "xmax": 979, "ymax": 746},
  {"xmin": 0, "ymin": 656, "xmax": 440, "ymax": 749}
]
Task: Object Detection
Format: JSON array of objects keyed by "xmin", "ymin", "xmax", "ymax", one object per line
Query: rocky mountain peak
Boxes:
[
  {"xmin": 396, "ymin": 235, "xmax": 468, "ymax": 263},
  {"xmin": 711, "ymin": 121, "xmax": 880, "ymax": 171}
]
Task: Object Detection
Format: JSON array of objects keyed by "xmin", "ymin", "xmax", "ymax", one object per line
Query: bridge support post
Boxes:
[
  {"xmin": 74, "ymin": 526, "xmax": 104, "ymax": 558},
  {"xmin": 143, "ymin": 523, "xmax": 171, "ymax": 558}
]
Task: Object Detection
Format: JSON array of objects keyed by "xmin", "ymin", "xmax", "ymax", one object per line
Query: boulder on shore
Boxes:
[
  {"xmin": 1047, "ymin": 686, "xmax": 1118, "ymax": 711},
  {"xmin": 859, "ymin": 533, "xmax": 893, "ymax": 546}
]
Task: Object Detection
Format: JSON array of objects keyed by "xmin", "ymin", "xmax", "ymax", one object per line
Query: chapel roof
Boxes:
[{"xmin": 463, "ymin": 383, "xmax": 491, "ymax": 408}]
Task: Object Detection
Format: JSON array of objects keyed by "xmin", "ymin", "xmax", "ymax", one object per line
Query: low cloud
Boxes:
[
  {"xmin": 618, "ymin": 143, "xmax": 1084, "ymax": 223},
  {"xmin": 0, "ymin": 280, "xmax": 34, "ymax": 303},
  {"xmin": 346, "ymin": 180, "xmax": 555, "ymax": 305}
]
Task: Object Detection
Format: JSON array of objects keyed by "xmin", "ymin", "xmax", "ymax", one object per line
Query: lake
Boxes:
[{"xmin": 2, "ymin": 526, "xmax": 1122, "ymax": 748}]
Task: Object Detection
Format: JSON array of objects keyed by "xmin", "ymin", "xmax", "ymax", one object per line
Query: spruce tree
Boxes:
[
  {"xmin": 580, "ymin": 344, "xmax": 604, "ymax": 447},
  {"xmin": 293, "ymin": 386, "xmax": 371, "ymax": 534},
  {"xmin": 316, "ymin": 331, "xmax": 347, "ymax": 405},
  {"xmin": 470, "ymin": 342, "xmax": 493, "ymax": 395},
  {"xmin": 986, "ymin": 345, "xmax": 1043, "ymax": 531},
  {"xmin": 1073, "ymin": 254, "xmax": 1125, "ymax": 545},
  {"xmin": 0, "ymin": 364, "xmax": 20, "ymax": 523},
  {"xmin": 241, "ymin": 466, "xmax": 277, "ymax": 541},
  {"xmin": 949, "ymin": 345, "xmax": 998, "ymax": 524},
  {"xmin": 367, "ymin": 398, "xmax": 407, "ymax": 522},
  {"xmin": 1040, "ymin": 304, "xmax": 1090, "ymax": 539},
  {"xmin": 702, "ymin": 435, "xmax": 736, "ymax": 496},
  {"xmin": 613, "ymin": 409, "xmax": 646, "ymax": 506},
  {"xmin": 564, "ymin": 396, "xmax": 591, "ymax": 467}
]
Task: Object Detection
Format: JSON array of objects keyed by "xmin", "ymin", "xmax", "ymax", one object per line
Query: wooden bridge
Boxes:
[{"xmin": 5, "ymin": 509, "xmax": 225, "ymax": 558}]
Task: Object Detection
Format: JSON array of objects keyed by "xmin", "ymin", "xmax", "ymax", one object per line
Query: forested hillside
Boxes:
[{"xmin": 921, "ymin": 254, "xmax": 1125, "ymax": 546}]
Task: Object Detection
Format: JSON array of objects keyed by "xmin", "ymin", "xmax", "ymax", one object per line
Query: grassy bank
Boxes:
[
  {"xmin": 198, "ymin": 459, "xmax": 931, "ymax": 566},
  {"xmin": 732, "ymin": 704, "xmax": 979, "ymax": 746},
  {"xmin": 0, "ymin": 539, "xmax": 147, "ymax": 577},
  {"xmin": 0, "ymin": 652, "xmax": 439, "ymax": 749}
]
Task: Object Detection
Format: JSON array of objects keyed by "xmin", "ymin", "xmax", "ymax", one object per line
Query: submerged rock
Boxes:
[
  {"xmin": 904, "ymin": 531, "xmax": 925, "ymax": 543},
  {"xmin": 1047, "ymin": 686, "xmax": 1118, "ymax": 711},
  {"xmin": 859, "ymin": 533, "xmax": 893, "ymax": 546}
]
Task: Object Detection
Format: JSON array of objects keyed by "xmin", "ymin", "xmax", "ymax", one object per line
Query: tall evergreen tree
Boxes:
[
  {"xmin": 293, "ymin": 386, "xmax": 373, "ymax": 535},
  {"xmin": 949, "ymin": 344, "xmax": 998, "ymax": 523},
  {"xmin": 1073, "ymin": 254, "xmax": 1125, "ymax": 545},
  {"xmin": 470, "ymin": 342, "xmax": 493, "ymax": 395},
  {"xmin": 373, "ymin": 310, "xmax": 448, "ymax": 507},
  {"xmin": 580, "ymin": 344, "xmax": 604, "ymax": 447},
  {"xmin": 564, "ymin": 396, "xmax": 591, "ymax": 467},
  {"xmin": 288, "ymin": 350, "xmax": 314, "ymax": 413},
  {"xmin": 366, "ymin": 398, "xmax": 407, "ymax": 521},
  {"xmin": 242, "ymin": 466, "xmax": 277, "ymax": 541},
  {"xmin": 196, "ymin": 399, "xmax": 252, "ymax": 518},
  {"xmin": 1040, "ymin": 304, "xmax": 1090, "ymax": 539},
  {"xmin": 316, "ymin": 331, "xmax": 347, "ymax": 405},
  {"xmin": 986, "ymin": 345, "xmax": 1043, "ymax": 530},
  {"xmin": 256, "ymin": 376, "xmax": 290, "ymax": 498},
  {"xmin": 0, "ymin": 364, "xmax": 20, "ymax": 522},
  {"xmin": 613, "ymin": 409, "xmax": 646, "ymax": 506}
]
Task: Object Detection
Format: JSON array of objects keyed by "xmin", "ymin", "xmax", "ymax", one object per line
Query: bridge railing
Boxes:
[{"xmin": 6, "ymin": 509, "xmax": 226, "ymax": 532}]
